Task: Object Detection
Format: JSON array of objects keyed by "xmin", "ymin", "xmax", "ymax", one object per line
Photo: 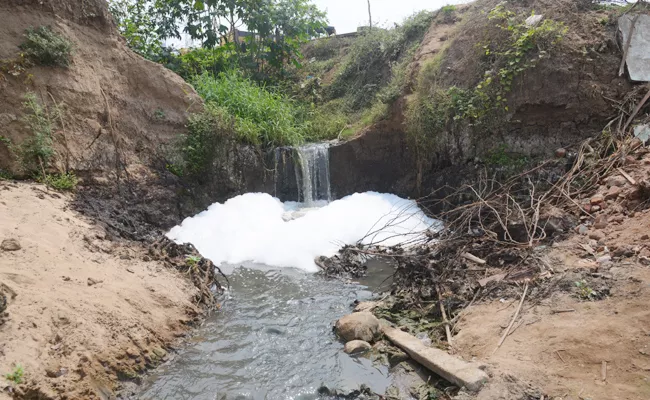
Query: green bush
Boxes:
[
  {"xmin": 17, "ymin": 93, "xmax": 60, "ymax": 176},
  {"xmin": 20, "ymin": 26, "xmax": 73, "ymax": 67},
  {"xmin": 43, "ymin": 172, "xmax": 78, "ymax": 191},
  {"xmin": 180, "ymin": 103, "xmax": 235, "ymax": 176},
  {"xmin": 192, "ymin": 71, "xmax": 306, "ymax": 146}
]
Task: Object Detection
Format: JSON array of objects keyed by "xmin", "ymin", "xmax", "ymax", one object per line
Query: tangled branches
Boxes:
[{"xmin": 149, "ymin": 237, "xmax": 229, "ymax": 310}]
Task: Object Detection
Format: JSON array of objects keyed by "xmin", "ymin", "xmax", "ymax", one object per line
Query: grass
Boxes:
[
  {"xmin": 328, "ymin": 10, "xmax": 435, "ymax": 111},
  {"xmin": 42, "ymin": 172, "xmax": 78, "ymax": 191},
  {"xmin": 20, "ymin": 26, "xmax": 73, "ymax": 67},
  {"xmin": 192, "ymin": 71, "xmax": 305, "ymax": 147},
  {"xmin": 5, "ymin": 365, "xmax": 24, "ymax": 384}
]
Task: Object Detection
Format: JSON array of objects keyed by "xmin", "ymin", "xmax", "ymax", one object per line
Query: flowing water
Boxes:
[
  {"xmin": 140, "ymin": 263, "xmax": 394, "ymax": 400},
  {"xmin": 142, "ymin": 144, "xmax": 437, "ymax": 399},
  {"xmin": 295, "ymin": 143, "xmax": 331, "ymax": 204}
]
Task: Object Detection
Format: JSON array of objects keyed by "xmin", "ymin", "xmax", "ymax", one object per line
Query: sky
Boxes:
[{"xmin": 313, "ymin": 0, "xmax": 470, "ymax": 34}]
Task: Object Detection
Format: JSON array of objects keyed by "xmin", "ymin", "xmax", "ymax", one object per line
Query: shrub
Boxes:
[
  {"xmin": 20, "ymin": 26, "xmax": 73, "ymax": 67},
  {"xmin": 192, "ymin": 71, "xmax": 305, "ymax": 146},
  {"xmin": 43, "ymin": 172, "xmax": 78, "ymax": 191},
  {"xmin": 17, "ymin": 93, "xmax": 61, "ymax": 176},
  {"xmin": 179, "ymin": 103, "xmax": 235, "ymax": 176}
]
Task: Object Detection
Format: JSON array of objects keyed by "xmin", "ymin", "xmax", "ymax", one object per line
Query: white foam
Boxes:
[{"xmin": 167, "ymin": 192, "xmax": 437, "ymax": 272}]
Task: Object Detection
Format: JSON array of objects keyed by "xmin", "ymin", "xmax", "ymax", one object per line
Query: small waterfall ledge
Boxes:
[{"xmin": 274, "ymin": 142, "xmax": 332, "ymax": 203}]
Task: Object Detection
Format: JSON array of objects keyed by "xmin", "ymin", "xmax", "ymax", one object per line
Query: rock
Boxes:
[
  {"xmin": 0, "ymin": 238, "xmax": 21, "ymax": 251},
  {"xmin": 575, "ymin": 259, "xmax": 598, "ymax": 270},
  {"xmin": 590, "ymin": 194, "xmax": 604, "ymax": 205},
  {"xmin": 576, "ymin": 224, "xmax": 589, "ymax": 235},
  {"xmin": 607, "ymin": 176, "xmax": 627, "ymax": 188},
  {"xmin": 634, "ymin": 124, "xmax": 650, "ymax": 145},
  {"xmin": 592, "ymin": 205, "xmax": 601, "ymax": 212},
  {"xmin": 87, "ymin": 278, "xmax": 103, "ymax": 286},
  {"xmin": 525, "ymin": 14, "xmax": 544, "ymax": 27},
  {"xmin": 594, "ymin": 215, "xmax": 608, "ymax": 230},
  {"xmin": 125, "ymin": 347, "xmax": 140, "ymax": 358},
  {"xmin": 335, "ymin": 312, "xmax": 381, "ymax": 342},
  {"xmin": 642, "ymin": 234, "xmax": 649, "ymax": 241},
  {"xmin": 597, "ymin": 255, "xmax": 612, "ymax": 264},
  {"xmin": 588, "ymin": 230, "xmax": 605, "ymax": 242},
  {"xmin": 383, "ymin": 327, "xmax": 488, "ymax": 392},
  {"xmin": 555, "ymin": 148, "xmax": 566, "ymax": 158},
  {"xmin": 605, "ymin": 186, "xmax": 622, "ymax": 200},
  {"xmin": 45, "ymin": 367, "xmax": 68, "ymax": 378},
  {"xmin": 344, "ymin": 340, "xmax": 372, "ymax": 354}
]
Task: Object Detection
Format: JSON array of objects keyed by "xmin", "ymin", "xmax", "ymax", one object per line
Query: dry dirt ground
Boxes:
[
  {"xmin": 0, "ymin": 182, "xmax": 200, "ymax": 399},
  {"xmin": 453, "ymin": 151, "xmax": 650, "ymax": 400}
]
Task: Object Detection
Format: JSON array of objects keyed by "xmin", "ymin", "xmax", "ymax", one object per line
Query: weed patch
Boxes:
[
  {"xmin": 20, "ymin": 26, "xmax": 73, "ymax": 67},
  {"xmin": 42, "ymin": 172, "xmax": 78, "ymax": 191},
  {"xmin": 5, "ymin": 365, "xmax": 24, "ymax": 384}
]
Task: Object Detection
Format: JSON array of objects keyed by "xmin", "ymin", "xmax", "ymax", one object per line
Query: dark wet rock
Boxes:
[
  {"xmin": 336, "ymin": 312, "xmax": 381, "ymax": 342},
  {"xmin": 0, "ymin": 238, "xmax": 21, "ymax": 251},
  {"xmin": 344, "ymin": 340, "xmax": 372, "ymax": 354}
]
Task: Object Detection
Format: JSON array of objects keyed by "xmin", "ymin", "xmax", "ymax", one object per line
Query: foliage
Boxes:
[
  {"xmin": 575, "ymin": 280, "xmax": 597, "ymax": 300},
  {"xmin": 485, "ymin": 144, "xmax": 528, "ymax": 169},
  {"xmin": 180, "ymin": 103, "xmax": 235, "ymax": 176},
  {"xmin": 16, "ymin": 93, "xmax": 61, "ymax": 176},
  {"xmin": 108, "ymin": 0, "xmax": 163, "ymax": 59},
  {"xmin": 20, "ymin": 26, "xmax": 73, "ymax": 67},
  {"xmin": 152, "ymin": 0, "xmax": 327, "ymax": 78},
  {"xmin": 192, "ymin": 71, "xmax": 306, "ymax": 146},
  {"xmin": 405, "ymin": 5, "xmax": 566, "ymax": 171},
  {"xmin": 42, "ymin": 172, "xmax": 78, "ymax": 191},
  {"xmin": 329, "ymin": 10, "xmax": 434, "ymax": 110},
  {"xmin": 5, "ymin": 365, "xmax": 24, "ymax": 384},
  {"xmin": 154, "ymin": 46, "xmax": 235, "ymax": 80}
]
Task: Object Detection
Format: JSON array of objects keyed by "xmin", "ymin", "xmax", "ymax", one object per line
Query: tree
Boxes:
[{"xmin": 108, "ymin": 0, "xmax": 163, "ymax": 58}]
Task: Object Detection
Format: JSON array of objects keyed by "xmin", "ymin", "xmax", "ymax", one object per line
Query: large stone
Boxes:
[
  {"xmin": 607, "ymin": 175, "xmax": 627, "ymax": 188},
  {"xmin": 344, "ymin": 340, "xmax": 372, "ymax": 354},
  {"xmin": 335, "ymin": 312, "xmax": 380, "ymax": 342},
  {"xmin": 0, "ymin": 238, "xmax": 21, "ymax": 251},
  {"xmin": 383, "ymin": 327, "xmax": 488, "ymax": 392}
]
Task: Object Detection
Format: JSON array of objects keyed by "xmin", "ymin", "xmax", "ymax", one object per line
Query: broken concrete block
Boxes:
[{"xmin": 383, "ymin": 327, "xmax": 488, "ymax": 392}]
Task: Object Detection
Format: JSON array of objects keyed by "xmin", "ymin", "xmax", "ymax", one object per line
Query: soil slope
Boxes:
[{"xmin": 0, "ymin": 182, "xmax": 200, "ymax": 399}]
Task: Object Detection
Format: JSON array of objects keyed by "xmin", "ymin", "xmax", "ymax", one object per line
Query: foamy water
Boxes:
[{"xmin": 167, "ymin": 192, "xmax": 436, "ymax": 272}]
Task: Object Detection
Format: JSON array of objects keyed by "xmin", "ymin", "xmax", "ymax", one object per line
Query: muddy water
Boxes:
[{"xmin": 140, "ymin": 262, "xmax": 393, "ymax": 400}]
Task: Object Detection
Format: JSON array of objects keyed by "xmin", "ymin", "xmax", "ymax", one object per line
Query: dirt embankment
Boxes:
[
  {"xmin": 330, "ymin": 0, "xmax": 630, "ymax": 203},
  {"xmin": 0, "ymin": 182, "xmax": 202, "ymax": 399}
]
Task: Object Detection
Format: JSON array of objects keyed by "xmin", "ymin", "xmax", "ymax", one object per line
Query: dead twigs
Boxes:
[{"xmin": 492, "ymin": 282, "xmax": 529, "ymax": 356}]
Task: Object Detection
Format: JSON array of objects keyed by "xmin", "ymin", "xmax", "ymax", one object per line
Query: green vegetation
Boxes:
[
  {"xmin": 109, "ymin": 0, "xmax": 163, "ymax": 58},
  {"xmin": 17, "ymin": 93, "xmax": 60, "ymax": 175},
  {"xmin": 5, "ymin": 365, "xmax": 24, "ymax": 384},
  {"xmin": 176, "ymin": 103, "xmax": 235, "ymax": 176},
  {"xmin": 575, "ymin": 280, "xmax": 597, "ymax": 300},
  {"xmin": 328, "ymin": 11, "xmax": 434, "ymax": 110},
  {"xmin": 42, "ymin": 172, "xmax": 78, "ymax": 191},
  {"xmin": 405, "ymin": 4, "xmax": 566, "ymax": 175},
  {"xmin": 192, "ymin": 71, "xmax": 306, "ymax": 146},
  {"xmin": 20, "ymin": 26, "xmax": 73, "ymax": 67},
  {"xmin": 485, "ymin": 144, "xmax": 528, "ymax": 169}
]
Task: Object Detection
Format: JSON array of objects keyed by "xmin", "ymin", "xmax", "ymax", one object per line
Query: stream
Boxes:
[{"xmin": 139, "ymin": 144, "xmax": 436, "ymax": 399}]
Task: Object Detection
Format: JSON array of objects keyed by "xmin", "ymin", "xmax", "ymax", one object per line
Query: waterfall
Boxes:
[
  {"xmin": 272, "ymin": 143, "xmax": 331, "ymax": 203},
  {"xmin": 295, "ymin": 143, "xmax": 331, "ymax": 204}
]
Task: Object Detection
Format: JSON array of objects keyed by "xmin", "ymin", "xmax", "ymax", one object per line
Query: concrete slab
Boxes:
[
  {"xmin": 619, "ymin": 14, "xmax": 650, "ymax": 82},
  {"xmin": 382, "ymin": 327, "xmax": 488, "ymax": 392}
]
